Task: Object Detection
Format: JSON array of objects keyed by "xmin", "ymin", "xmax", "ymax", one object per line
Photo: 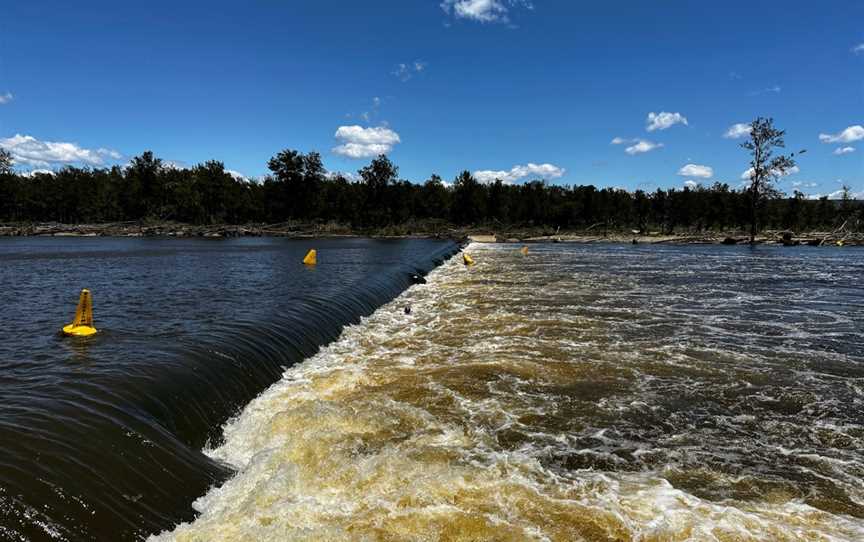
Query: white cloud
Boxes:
[
  {"xmin": 473, "ymin": 162, "xmax": 565, "ymax": 184},
  {"xmin": 853, "ymin": 43, "xmax": 864, "ymax": 54},
  {"xmin": 332, "ymin": 125, "xmax": 401, "ymax": 159},
  {"xmin": 325, "ymin": 170, "xmax": 361, "ymax": 182},
  {"xmin": 625, "ymin": 139, "xmax": 663, "ymax": 155},
  {"xmin": 393, "ymin": 61, "xmax": 427, "ymax": 82},
  {"xmin": 358, "ymin": 96, "xmax": 383, "ymax": 122},
  {"xmin": 834, "ymin": 146, "xmax": 856, "ymax": 155},
  {"xmin": 440, "ymin": 0, "xmax": 530, "ymax": 24},
  {"xmin": 610, "ymin": 136, "xmax": 628, "ymax": 145},
  {"xmin": 0, "ymin": 134, "xmax": 121, "ymax": 168},
  {"xmin": 677, "ymin": 163, "xmax": 713, "ymax": 179},
  {"xmin": 646, "ymin": 111, "xmax": 688, "ymax": 132},
  {"xmin": 809, "ymin": 188, "xmax": 864, "ymax": 200},
  {"xmin": 20, "ymin": 169, "xmax": 55, "ymax": 177},
  {"xmin": 0, "ymin": 92, "xmax": 12, "ymax": 104},
  {"xmin": 819, "ymin": 125, "xmax": 864, "ymax": 144},
  {"xmin": 723, "ymin": 123, "xmax": 752, "ymax": 139},
  {"xmin": 159, "ymin": 160, "xmax": 191, "ymax": 171},
  {"xmin": 684, "ymin": 180, "xmax": 699, "ymax": 188},
  {"xmin": 740, "ymin": 165, "xmax": 800, "ymax": 180}
]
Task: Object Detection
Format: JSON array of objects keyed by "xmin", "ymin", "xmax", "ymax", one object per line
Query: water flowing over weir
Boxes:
[
  {"xmin": 152, "ymin": 242, "xmax": 864, "ymax": 542},
  {"xmin": 0, "ymin": 237, "xmax": 459, "ymax": 541}
]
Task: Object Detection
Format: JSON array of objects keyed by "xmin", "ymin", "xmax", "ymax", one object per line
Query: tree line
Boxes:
[{"xmin": 0, "ymin": 120, "xmax": 858, "ymax": 235}]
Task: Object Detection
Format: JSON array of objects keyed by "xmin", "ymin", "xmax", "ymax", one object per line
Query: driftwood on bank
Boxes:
[{"xmin": 0, "ymin": 222, "xmax": 861, "ymax": 245}]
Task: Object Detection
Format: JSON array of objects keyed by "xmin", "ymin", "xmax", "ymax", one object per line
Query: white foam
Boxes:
[{"xmin": 150, "ymin": 244, "xmax": 864, "ymax": 541}]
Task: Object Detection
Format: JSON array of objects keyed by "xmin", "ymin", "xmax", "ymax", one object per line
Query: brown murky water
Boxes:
[{"xmin": 153, "ymin": 243, "xmax": 864, "ymax": 541}]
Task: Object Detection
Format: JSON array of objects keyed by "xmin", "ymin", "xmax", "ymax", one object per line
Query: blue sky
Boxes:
[{"xmin": 0, "ymin": 0, "xmax": 862, "ymax": 197}]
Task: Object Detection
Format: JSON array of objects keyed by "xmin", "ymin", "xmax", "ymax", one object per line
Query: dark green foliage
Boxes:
[
  {"xmin": 0, "ymin": 148, "xmax": 858, "ymax": 232},
  {"xmin": 741, "ymin": 117, "xmax": 798, "ymax": 242},
  {"xmin": 266, "ymin": 150, "xmax": 325, "ymax": 220}
]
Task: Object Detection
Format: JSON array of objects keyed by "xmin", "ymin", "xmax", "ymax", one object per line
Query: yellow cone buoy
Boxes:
[
  {"xmin": 520, "ymin": 246, "xmax": 529, "ymax": 256},
  {"xmin": 303, "ymin": 249, "xmax": 317, "ymax": 265},
  {"xmin": 62, "ymin": 289, "xmax": 97, "ymax": 337},
  {"xmin": 463, "ymin": 253, "xmax": 475, "ymax": 266}
]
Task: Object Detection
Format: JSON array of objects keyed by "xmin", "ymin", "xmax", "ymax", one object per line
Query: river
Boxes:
[
  {"xmin": 0, "ymin": 237, "xmax": 458, "ymax": 541},
  {"xmin": 2, "ymin": 240, "xmax": 863, "ymax": 541},
  {"xmin": 153, "ymin": 242, "xmax": 864, "ymax": 541}
]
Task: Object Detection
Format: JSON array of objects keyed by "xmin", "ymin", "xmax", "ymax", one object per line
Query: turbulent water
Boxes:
[
  {"xmin": 0, "ymin": 237, "xmax": 458, "ymax": 541},
  {"xmin": 151, "ymin": 242, "xmax": 864, "ymax": 542}
]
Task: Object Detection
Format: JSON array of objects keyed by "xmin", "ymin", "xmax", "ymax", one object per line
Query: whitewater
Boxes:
[{"xmin": 152, "ymin": 243, "xmax": 864, "ymax": 541}]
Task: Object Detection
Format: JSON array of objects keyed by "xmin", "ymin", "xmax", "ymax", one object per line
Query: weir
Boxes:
[
  {"xmin": 0, "ymin": 238, "xmax": 460, "ymax": 541},
  {"xmin": 151, "ymin": 242, "xmax": 864, "ymax": 542}
]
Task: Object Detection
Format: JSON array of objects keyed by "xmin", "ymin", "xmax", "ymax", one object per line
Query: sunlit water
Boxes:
[
  {"xmin": 0, "ymin": 237, "xmax": 457, "ymax": 541},
  {"xmin": 150, "ymin": 242, "xmax": 864, "ymax": 541}
]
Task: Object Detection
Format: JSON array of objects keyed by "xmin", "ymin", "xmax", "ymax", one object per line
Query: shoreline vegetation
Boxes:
[
  {"xmin": 1, "ymin": 220, "xmax": 859, "ymax": 246},
  {"xmin": 1, "ymin": 120, "xmax": 860, "ymax": 247}
]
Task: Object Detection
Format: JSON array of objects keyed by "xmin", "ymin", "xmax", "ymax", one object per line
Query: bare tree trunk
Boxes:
[{"xmin": 750, "ymin": 186, "xmax": 757, "ymax": 244}]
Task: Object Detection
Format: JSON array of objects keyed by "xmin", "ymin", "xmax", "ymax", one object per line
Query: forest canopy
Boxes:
[{"xmin": 0, "ymin": 147, "xmax": 857, "ymax": 234}]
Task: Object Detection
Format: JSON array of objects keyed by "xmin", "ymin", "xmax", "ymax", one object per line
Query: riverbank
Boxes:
[{"xmin": 0, "ymin": 221, "xmax": 859, "ymax": 246}]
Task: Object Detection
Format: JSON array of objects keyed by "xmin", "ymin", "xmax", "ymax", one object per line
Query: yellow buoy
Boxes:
[
  {"xmin": 303, "ymin": 249, "xmax": 317, "ymax": 265},
  {"xmin": 62, "ymin": 289, "xmax": 98, "ymax": 337},
  {"xmin": 520, "ymin": 246, "xmax": 529, "ymax": 256},
  {"xmin": 463, "ymin": 253, "xmax": 475, "ymax": 266}
]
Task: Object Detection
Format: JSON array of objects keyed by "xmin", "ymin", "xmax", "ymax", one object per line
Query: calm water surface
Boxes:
[
  {"xmin": 0, "ymin": 237, "xmax": 458, "ymax": 541},
  {"xmin": 153, "ymin": 242, "xmax": 864, "ymax": 542}
]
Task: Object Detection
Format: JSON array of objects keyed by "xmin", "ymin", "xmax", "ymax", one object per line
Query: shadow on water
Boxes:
[{"xmin": 0, "ymin": 237, "xmax": 459, "ymax": 541}]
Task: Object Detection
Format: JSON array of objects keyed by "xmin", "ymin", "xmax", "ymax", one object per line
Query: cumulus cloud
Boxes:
[
  {"xmin": 625, "ymin": 139, "xmax": 663, "ymax": 155},
  {"xmin": 610, "ymin": 137, "xmax": 628, "ymax": 145},
  {"xmin": 833, "ymin": 146, "xmax": 855, "ymax": 155},
  {"xmin": 473, "ymin": 162, "xmax": 565, "ymax": 184},
  {"xmin": 684, "ymin": 180, "xmax": 699, "ymax": 188},
  {"xmin": 819, "ymin": 125, "xmax": 864, "ymax": 144},
  {"xmin": 723, "ymin": 123, "xmax": 752, "ymax": 139},
  {"xmin": 0, "ymin": 134, "xmax": 121, "ymax": 168},
  {"xmin": 677, "ymin": 163, "xmax": 713, "ymax": 179},
  {"xmin": 440, "ymin": 0, "xmax": 530, "ymax": 24},
  {"xmin": 332, "ymin": 125, "xmax": 401, "ymax": 159},
  {"xmin": 853, "ymin": 43, "xmax": 864, "ymax": 54},
  {"xmin": 646, "ymin": 111, "xmax": 688, "ymax": 132},
  {"xmin": 393, "ymin": 61, "xmax": 427, "ymax": 82},
  {"xmin": 740, "ymin": 165, "xmax": 800, "ymax": 180},
  {"xmin": 0, "ymin": 92, "xmax": 13, "ymax": 104}
]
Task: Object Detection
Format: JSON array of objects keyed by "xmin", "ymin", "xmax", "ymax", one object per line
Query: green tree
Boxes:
[
  {"xmin": 267, "ymin": 150, "xmax": 325, "ymax": 220},
  {"xmin": 359, "ymin": 154, "xmax": 398, "ymax": 226},
  {"xmin": 125, "ymin": 151, "xmax": 164, "ymax": 218},
  {"xmin": 420, "ymin": 175, "xmax": 450, "ymax": 219},
  {"xmin": 450, "ymin": 171, "xmax": 486, "ymax": 225},
  {"xmin": 741, "ymin": 118, "xmax": 798, "ymax": 243}
]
